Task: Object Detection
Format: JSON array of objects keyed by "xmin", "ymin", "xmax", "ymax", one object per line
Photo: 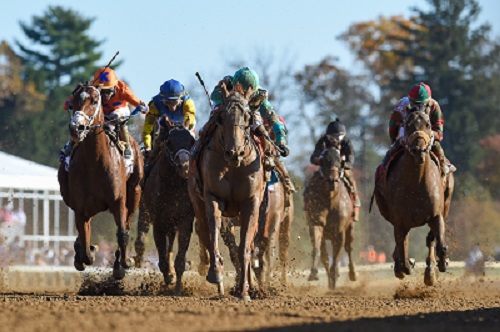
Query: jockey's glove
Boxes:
[
  {"xmin": 279, "ymin": 144, "xmax": 290, "ymax": 157},
  {"xmin": 254, "ymin": 124, "xmax": 267, "ymax": 137}
]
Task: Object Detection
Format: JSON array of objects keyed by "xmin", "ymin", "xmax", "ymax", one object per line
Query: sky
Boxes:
[{"xmin": 2, "ymin": 0, "xmax": 499, "ymax": 104}]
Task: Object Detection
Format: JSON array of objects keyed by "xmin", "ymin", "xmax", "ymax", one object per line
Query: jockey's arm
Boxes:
[
  {"xmin": 142, "ymin": 101, "xmax": 160, "ymax": 151},
  {"xmin": 63, "ymin": 96, "xmax": 74, "ymax": 111},
  {"xmin": 341, "ymin": 138, "xmax": 355, "ymax": 170},
  {"xmin": 182, "ymin": 98, "xmax": 196, "ymax": 130},
  {"xmin": 259, "ymin": 100, "xmax": 287, "ymax": 145},
  {"xmin": 117, "ymin": 81, "xmax": 142, "ymax": 108},
  {"xmin": 310, "ymin": 137, "xmax": 327, "ymax": 165},
  {"xmin": 388, "ymin": 111, "xmax": 404, "ymax": 143},
  {"xmin": 429, "ymin": 101, "xmax": 444, "ymax": 141}
]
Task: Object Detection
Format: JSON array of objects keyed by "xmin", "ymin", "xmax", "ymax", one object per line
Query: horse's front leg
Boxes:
[
  {"xmin": 239, "ymin": 197, "xmax": 261, "ymax": 301},
  {"xmin": 205, "ymin": 195, "xmax": 224, "ymax": 288},
  {"xmin": 345, "ymin": 222, "xmax": 358, "ymax": 282},
  {"xmin": 430, "ymin": 215, "xmax": 448, "ymax": 272},
  {"xmin": 278, "ymin": 204, "xmax": 292, "ymax": 286},
  {"xmin": 393, "ymin": 226, "xmax": 410, "ymax": 279},
  {"xmin": 175, "ymin": 216, "xmax": 194, "ymax": 294},
  {"xmin": 424, "ymin": 230, "xmax": 437, "ymax": 286},
  {"xmin": 167, "ymin": 231, "xmax": 177, "ymax": 285},
  {"xmin": 329, "ymin": 226, "xmax": 345, "ymax": 290},
  {"xmin": 113, "ymin": 204, "xmax": 133, "ymax": 279},
  {"xmin": 74, "ymin": 214, "xmax": 96, "ymax": 271}
]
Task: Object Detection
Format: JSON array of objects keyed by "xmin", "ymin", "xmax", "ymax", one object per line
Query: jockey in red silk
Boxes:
[
  {"xmin": 60, "ymin": 67, "xmax": 148, "ymax": 162},
  {"xmin": 382, "ymin": 82, "xmax": 455, "ymax": 175},
  {"xmin": 310, "ymin": 118, "xmax": 361, "ymax": 222}
]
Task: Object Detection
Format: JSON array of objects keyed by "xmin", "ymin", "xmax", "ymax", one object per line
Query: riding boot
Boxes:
[
  {"xmin": 381, "ymin": 139, "xmax": 404, "ymax": 167},
  {"xmin": 274, "ymin": 157, "xmax": 296, "ymax": 194},
  {"xmin": 431, "ymin": 141, "xmax": 453, "ymax": 176},
  {"xmin": 59, "ymin": 140, "xmax": 75, "ymax": 163},
  {"xmin": 344, "ymin": 169, "xmax": 361, "ymax": 222},
  {"xmin": 120, "ymin": 125, "xmax": 132, "ymax": 160},
  {"xmin": 262, "ymin": 139, "xmax": 275, "ymax": 171}
]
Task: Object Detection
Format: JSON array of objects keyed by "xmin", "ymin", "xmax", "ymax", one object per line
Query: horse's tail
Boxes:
[{"xmin": 368, "ymin": 187, "xmax": 376, "ymax": 213}]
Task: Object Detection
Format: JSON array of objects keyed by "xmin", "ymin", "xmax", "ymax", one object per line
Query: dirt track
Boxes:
[{"xmin": 1, "ymin": 270, "xmax": 500, "ymax": 332}]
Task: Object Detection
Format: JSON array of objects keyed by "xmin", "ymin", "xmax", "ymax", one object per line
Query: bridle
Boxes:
[
  {"xmin": 216, "ymin": 107, "xmax": 252, "ymax": 157},
  {"xmin": 162, "ymin": 125, "xmax": 191, "ymax": 168},
  {"xmin": 70, "ymin": 85, "xmax": 102, "ymax": 141}
]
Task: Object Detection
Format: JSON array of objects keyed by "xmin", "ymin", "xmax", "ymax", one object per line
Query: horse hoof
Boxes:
[
  {"xmin": 395, "ymin": 271, "xmax": 405, "ymax": 280},
  {"xmin": 206, "ymin": 268, "xmax": 223, "ymax": 284},
  {"xmin": 308, "ymin": 273, "xmax": 319, "ymax": 281},
  {"xmin": 239, "ymin": 295, "xmax": 251, "ymax": 302},
  {"xmin": 409, "ymin": 258, "xmax": 416, "ymax": 268},
  {"xmin": 217, "ymin": 281, "xmax": 225, "ymax": 297},
  {"xmin": 134, "ymin": 257, "xmax": 143, "ymax": 268},
  {"xmin": 424, "ymin": 266, "xmax": 436, "ymax": 286},
  {"xmin": 90, "ymin": 245, "xmax": 99, "ymax": 253},
  {"xmin": 113, "ymin": 266, "xmax": 126, "ymax": 280},
  {"xmin": 74, "ymin": 261, "xmax": 86, "ymax": 271},
  {"xmin": 438, "ymin": 258, "xmax": 448, "ymax": 273},
  {"xmin": 164, "ymin": 274, "xmax": 175, "ymax": 286},
  {"xmin": 124, "ymin": 257, "xmax": 135, "ymax": 269},
  {"xmin": 349, "ymin": 271, "xmax": 359, "ymax": 282}
]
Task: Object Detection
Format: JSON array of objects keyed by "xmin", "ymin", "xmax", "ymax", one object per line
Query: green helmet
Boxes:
[{"xmin": 232, "ymin": 67, "xmax": 259, "ymax": 92}]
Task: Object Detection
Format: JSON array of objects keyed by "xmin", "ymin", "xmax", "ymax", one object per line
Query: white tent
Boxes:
[
  {"xmin": 0, "ymin": 151, "xmax": 75, "ymax": 251},
  {"xmin": 0, "ymin": 151, "xmax": 59, "ymax": 191}
]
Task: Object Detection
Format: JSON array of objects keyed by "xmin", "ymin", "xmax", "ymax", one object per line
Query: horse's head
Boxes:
[
  {"xmin": 404, "ymin": 110, "xmax": 432, "ymax": 164},
  {"xmin": 159, "ymin": 115, "xmax": 195, "ymax": 179},
  {"xmin": 216, "ymin": 93, "xmax": 252, "ymax": 167},
  {"xmin": 319, "ymin": 147, "xmax": 342, "ymax": 188},
  {"xmin": 69, "ymin": 83, "xmax": 103, "ymax": 142}
]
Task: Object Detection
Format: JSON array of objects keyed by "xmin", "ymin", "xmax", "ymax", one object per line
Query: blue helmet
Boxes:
[{"xmin": 160, "ymin": 79, "xmax": 184, "ymax": 100}]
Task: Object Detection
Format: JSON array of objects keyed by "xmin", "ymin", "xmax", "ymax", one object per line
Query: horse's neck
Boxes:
[
  {"xmin": 401, "ymin": 150, "xmax": 435, "ymax": 184},
  {"xmin": 78, "ymin": 127, "xmax": 112, "ymax": 162}
]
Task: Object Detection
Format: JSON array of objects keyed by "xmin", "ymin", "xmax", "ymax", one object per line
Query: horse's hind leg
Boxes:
[
  {"xmin": 134, "ymin": 200, "xmax": 150, "ymax": 267},
  {"xmin": 345, "ymin": 222, "xmax": 358, "ymax": 282},
  {"xmin": 112, "ymin": 205, "xmax": 134, "ymax": 279},
  {"xmin": 429, "ymin": 215, "xmax": 448, "ymax": 272},
  {"xmin": 424, "ymin": 230, "xmax": 437, "ymax": 286},
  {"xmin": 74, "ymin": 214, "xmax": 96, "ymax": 271},
  {"xmin": 175, "ymin": 217, "xmax": 194, "ymax": 294}
]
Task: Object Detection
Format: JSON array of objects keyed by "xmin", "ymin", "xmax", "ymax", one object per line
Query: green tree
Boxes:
[{"xmin": 11, "ymin": 6, "xmax": 105, "ymax": 166}]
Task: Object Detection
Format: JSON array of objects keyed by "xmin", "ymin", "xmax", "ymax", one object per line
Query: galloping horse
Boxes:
[
  {"xmin": 188, "ymin": 92, "xmax": 265, "ymax": 301},
  {"xmin": 371, "ymin": 110, "xmax": 454, "ymax": 286},
  {"xmin": 58, "ymin": 83, "xmax": 143, "ymax": 279},
  {"xmin": 303, "ymin": 147, "xmax": 357, "ymax": 289},
  {"xmin": 255, "ymin": 171, "xmax": 294, "ymax": 289},
  {"xmin": 135, "ymin": 117, "xmax": 195, "ymax": 292}
]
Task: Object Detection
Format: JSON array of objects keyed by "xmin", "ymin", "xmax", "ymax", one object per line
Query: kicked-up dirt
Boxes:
[{"xmin": 1, "ymin": 268, "xmax": 499, "ymax": 332}]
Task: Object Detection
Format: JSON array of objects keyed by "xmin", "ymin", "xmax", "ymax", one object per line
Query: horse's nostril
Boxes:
[{"xmin": 238, "ymin": 150, "xmax": 245, "ymax": 156}]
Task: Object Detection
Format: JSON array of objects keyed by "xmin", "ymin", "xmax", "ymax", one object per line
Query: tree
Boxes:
[{"xmin": 9, "ymin": 6, "xmax": 105, "ymax": 166}]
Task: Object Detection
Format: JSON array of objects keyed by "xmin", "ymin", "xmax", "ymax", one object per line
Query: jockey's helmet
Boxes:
[
  {"xmin": 326, "ymin": 118, "xmax": 346, "ymax": 137},
  {"xmin": 408, "ymin": 82, "xmax": 431, "ymax": 104},
  {"xmin": 232, "ymin": 67, "xmax": 259, "ymax": 92},
  {"xmin": 93, "ymin": 68, "xmax": 118, "ymax": 89},
  {"xmin": 160, "ymin": 79, "xmax": 185, "ymax": 100}
]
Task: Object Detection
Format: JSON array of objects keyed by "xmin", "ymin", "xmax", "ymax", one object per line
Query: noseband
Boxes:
[
  {"xmin": 163, "ymin": 126, "xmax": 191, "ymax": 167},
  {"xmin": 216, "ymin": 109, "xmax": 252, "ymax": 156}
]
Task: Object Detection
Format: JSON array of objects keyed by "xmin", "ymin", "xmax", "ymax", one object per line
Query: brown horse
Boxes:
[
  {"xmin": 188, "ymin": 92, "xmax": 265, "ymax": 301},
  {"xmin": 255, "ymin": 173, "xmax": 294, "ymax": 289},
  {"xmin": 58, "ymin": 83, "xmax": 143, "ymax": 279},
  {"xmin": 303, "ymin": 147, "xmax": 358, "ymax": 289},
  {"xmin": 134, "ymin": 117, "xmax": 195, "ymax": 292},
  {"xmin": 371, "ymin": 110, "xmax": 454, "ymax": 286}
]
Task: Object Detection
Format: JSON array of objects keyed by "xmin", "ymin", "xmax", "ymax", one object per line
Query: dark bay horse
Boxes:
[
  {"xmin": 303, "ymin": 147, "xmax": 357, "ymax": 289},
  {"xmin": 255, "ymin": 172, "xmax": 294, "ymax": 289},
  {"xmin": 371, "ymin": 110, "xmax": 454, "ymax": 286},
  {"xmin": 135, "ymin": 117, "xmax": 195, "ymax": 292},
  {"xmin": 188, "ymin": 92, "xmax": 265, "ymax": 301},
  {"xmin": 58, "ymin": 83, "xmax": 143, "ymax": 279}
]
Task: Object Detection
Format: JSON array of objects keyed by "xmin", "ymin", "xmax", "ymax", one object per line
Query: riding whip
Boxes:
[{"xmin": 195, "ymin": 72, "xmax": 213, "ymax": 110}]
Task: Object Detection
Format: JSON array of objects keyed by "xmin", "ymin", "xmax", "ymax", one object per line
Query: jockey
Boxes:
[
  {"xmin": 310, "ymin": 118, "xmax": 361, "ymax": 222},
  {"xmin": 382, "ymin": 82, "xmax": 455, "ymax": 175},
  {"xmin": 60, "ymin": 67, "xmax": 148, "ymax": 162},
  {"xmin": 248, "ymin": 87, "xmax": 296, "ymax": 193},
  {"xmin": 142, "ymin": 79, "xmax": 196, "ymax": 178}
]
